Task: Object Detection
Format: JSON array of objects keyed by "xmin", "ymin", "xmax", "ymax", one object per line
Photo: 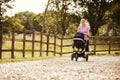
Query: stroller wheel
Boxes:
[
  {"xmin": 86, "ymin": 55, "xmax": 88, "ymax": 61},
  {"xmin": 71, "ymin": 54, "xmax": 74, "ymax": 61},
  {"xmin": 75, "ymin": 54, "xmax": 78, "ymax": 61}
]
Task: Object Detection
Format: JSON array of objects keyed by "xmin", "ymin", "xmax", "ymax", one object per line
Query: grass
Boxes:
[
  {"xmin": 1, "ymin": 34, "xmax": 120, "ymax": 63},
  {"xmin": 0, "ymin": 55, "xmax": 69, "ymax": 63}
]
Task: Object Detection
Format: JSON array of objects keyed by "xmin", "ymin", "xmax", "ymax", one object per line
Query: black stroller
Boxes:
[{"xmin": 71, "ymin": 32, "xmax": 88, "ymax": 61}]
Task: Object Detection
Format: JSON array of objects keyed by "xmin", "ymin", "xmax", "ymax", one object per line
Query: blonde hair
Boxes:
[{"xmin": 80, "ymin": 18, "xmax": 90, "ymax": 28}]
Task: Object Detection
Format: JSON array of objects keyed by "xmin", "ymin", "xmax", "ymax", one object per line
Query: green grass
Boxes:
[
  {"xmin": 0, "ymin": 55, "xmax": 69, "ymax": 63},
  {"xmin": 1, "ymin": 34, "xmax": 120, "ymax": 62},
  {"xmin": 1, "ymin": 38, "xmax": 71, "ymax": 63}
]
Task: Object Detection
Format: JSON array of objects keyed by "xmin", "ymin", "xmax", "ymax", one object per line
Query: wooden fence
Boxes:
[{"xmin": 0, "ymin": 27, "xmax": 120, "ymax": 59}]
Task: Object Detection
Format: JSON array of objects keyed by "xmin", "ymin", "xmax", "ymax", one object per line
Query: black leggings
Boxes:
[{"xmin": 84, "ymin": 40, "xmax": 89, "ymax": 52}]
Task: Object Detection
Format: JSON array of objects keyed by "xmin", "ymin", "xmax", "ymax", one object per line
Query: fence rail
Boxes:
[{"xmin": 0, "ymin": 27, "xmax": 120, "ymax": 59}]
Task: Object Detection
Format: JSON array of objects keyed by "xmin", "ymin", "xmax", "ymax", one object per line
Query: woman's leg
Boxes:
[{"xmin": 85, "ymin": 40, "xmax": 89, "ymax": 52}]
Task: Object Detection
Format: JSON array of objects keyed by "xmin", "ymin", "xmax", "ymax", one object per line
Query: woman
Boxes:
[{"xmin": 77, "ymin": 18, "xmax": 90, "ymax": 51}]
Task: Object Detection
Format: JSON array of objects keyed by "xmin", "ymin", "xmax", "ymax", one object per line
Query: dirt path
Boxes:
[{"xmin": 0, "ymin": 56, "xmax": 120, "ymax": 80}]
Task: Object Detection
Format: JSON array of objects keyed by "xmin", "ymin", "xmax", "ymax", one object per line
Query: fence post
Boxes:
[
  {"xmin": 40, "ymin": 32, "xmax": 42, "ymax": 56},
  {"xmin": 23, "ymin": 29, "xmax": 26, "ymax": 58},
  {"xmin": 108, "ymin": 36, "xmax": 111, "ymax": 54},
  {"xmin": 60, "ymin": 36, "xmax": 63, "ymax": 56},
  {"xmin": 54, "ymin": 34, "xmax": 56, "ymax": 56},
  {"xmin": 94, "ymin": 36, "xmax": 96, "ymax": 55},
  {"xmin": 11, "ymin": 27, "xmax": 15, "ymax": 58},
  {"xmin": 32, "ymin": 30, "xmax": 35, "ymax": 57},
  {"xmin": 46, "ymin": 34, "xmax": 49, "ymax": 56}
]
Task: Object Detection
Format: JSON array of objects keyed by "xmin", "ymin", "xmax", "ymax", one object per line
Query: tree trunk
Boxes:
[
  {"xmin": 43, "ymin": 0, "xmax": 50, "ymax": 32},
  {"xmin": 61, "ymin": 0, "xmax": 67, "ymax": 36},
  {"xmin": 0, "ymin": 3, "xmax": 2, "ymax": 59}
]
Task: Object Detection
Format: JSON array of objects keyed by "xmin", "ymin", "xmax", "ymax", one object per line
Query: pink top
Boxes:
[{"xmin": 77, "ymin": 25, "xmax": 90, "ymax": 40}]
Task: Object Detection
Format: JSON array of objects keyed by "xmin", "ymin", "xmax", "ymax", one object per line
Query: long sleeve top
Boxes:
[{"xmin": 77, "ymin": 25, "xmax": 90, "ymax": 40}]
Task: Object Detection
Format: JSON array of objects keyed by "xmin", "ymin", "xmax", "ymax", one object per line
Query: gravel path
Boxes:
[{"xmin": 0, "ymin": 56, "xmax": 120, "ymax": 80}]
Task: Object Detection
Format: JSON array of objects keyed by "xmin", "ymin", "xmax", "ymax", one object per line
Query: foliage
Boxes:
[
  {"xmin": 13, "ymin": 7, "xmax": 79, "ymax": 35},
  {"xmin": 3, "ymin": 16, "xmax": 24, "ymax": 29},
  {"xmin": 3, "ymin": 0, "xmax": 120, "ymax": 36},
  {"xmin": 73, "ymin": 0, "xmax": 114, "ymax": 36},
  {"xmin": 0, "ymin": 0, "xmax": 15, "ymax": 34},
  {"xmin": 32, "ymin": 14, "xmax": 43, "ymax": 32},
  {"xmin": 43, "ymin": 10, "xmax": 79, "ymax": 35},
  {"xmin": 2, "ymin": 16, "xmax": 24, "ymax": 33},
  {"xmin": 0, "ymin": 0, "xmax": 14, "ymax": 18},
  {"xmin": 14, "ymin": 11, "xmax": 37, "ymax": 30},
  {"xmin": 104, "ymin": 0, "xmax": 120, "ymax": 36},
  {"xmin": 48, "ymin": 0, "xmax": 75, "ymax": 35},
  {"xmin": 111, "ymin": 1, "xmax": 120, "ymax": 25}
]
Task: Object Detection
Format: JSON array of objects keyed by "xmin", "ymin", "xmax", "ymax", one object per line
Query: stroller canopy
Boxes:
[
  {"xmin": 73, "ymin": 32, "xmax": 85, "ymax": 49},
  {"xmin": 73, "ymin": 32, "xmax": 84, "ymax": 42}
]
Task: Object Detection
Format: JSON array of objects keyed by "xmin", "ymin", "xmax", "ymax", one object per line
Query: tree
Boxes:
[
  {"xmin": 73, "ymin": 0, "xmax": 114, "ymax": 36},
  {"xmin": 48, "ymin": 0, "xmax": 72, "ymax": 35},
  {"xmin": 15, "ymin": 11, "xmax": 37, "ymax": 30},
  {"xmin": 0, "ymin": 0, "xmax": 14, "ymax": 21},
  {"xmin": 32, "ymin": 14, "xmax": 44, "ymax": 32},
  {"xmin": 43, "ymin": 0, "xmax": 50, "ymax": 32},
  {"xmin": 111, "ymin": 1, "xmax": 120, "ymax": 25},
  {"xmin": 108, "ymin": 0, "xmax": 120, "ymax": 36},
  {"xmin": 0, "ymin": 0, "xmax": 15, "ymax": 33},
  {"xmin": 3, "ymin": 16, "xmax": 24, "ymax": 29},
  {"xmin": 0, "ymin": 0, "xmax": 15, "ymax": 58}
]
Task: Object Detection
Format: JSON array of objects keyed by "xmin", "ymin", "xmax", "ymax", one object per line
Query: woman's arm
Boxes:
[
  {"xmin": 77, "ymin": 26, "xmax": 80, "ymax": 32},
  {"xmin": 84, "ymin": 26, "xmax": 90, "ymax": 36}
]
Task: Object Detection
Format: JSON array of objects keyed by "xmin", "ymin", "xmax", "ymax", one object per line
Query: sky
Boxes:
[{"xmin": 6, "ymin": 0, "xmax": 48, "ymax": 16}]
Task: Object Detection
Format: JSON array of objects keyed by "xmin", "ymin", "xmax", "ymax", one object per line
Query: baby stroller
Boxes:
[{"xmin": 71, "ymin": 32, "xmax": 88, "ymax": 61}]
